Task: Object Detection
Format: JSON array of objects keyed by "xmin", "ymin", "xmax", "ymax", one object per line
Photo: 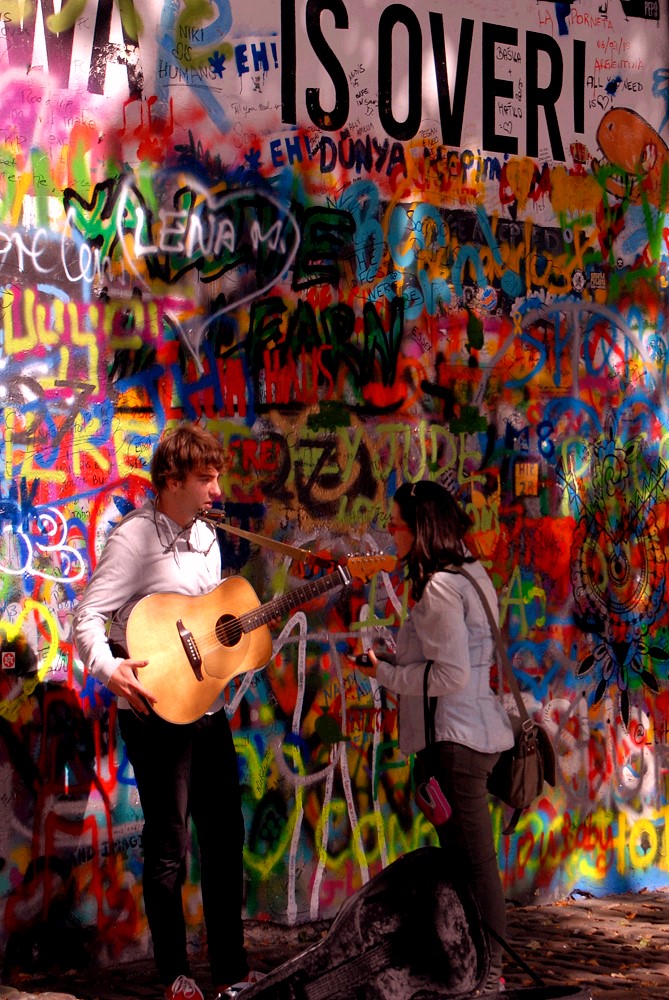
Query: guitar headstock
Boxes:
[{"xmin": 344, "ymin": 553, "xmax": 397, "ymax": 582}]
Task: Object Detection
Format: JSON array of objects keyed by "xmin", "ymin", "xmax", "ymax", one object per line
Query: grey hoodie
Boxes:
[{"xmin": 73, "ymin": 501, "xmax": 222, "ymax": 709}]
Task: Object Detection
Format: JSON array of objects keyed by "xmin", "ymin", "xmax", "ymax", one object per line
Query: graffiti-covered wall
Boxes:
[{"xmin": 0, "ymin": 0, "xmax": 668, "ymax": 974}]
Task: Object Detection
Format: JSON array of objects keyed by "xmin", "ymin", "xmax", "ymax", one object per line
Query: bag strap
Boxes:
[
  {"xmin": 197, "ymin": 509, "xmax": 334, "ymax": 568},
  {"xmin": 422, "ymin": 660, "xmax": 437, "ymax": 768},
  {"xmin": 483, "ymin": 921, "xmax": 546, "ymax": 987},
  {"xmin": 422, "ymin": 659, "xmax": 436, "ymax": 743},
  {"xmin": 451, "ymin": 566, "xmax": 531, "ymax": 728}
]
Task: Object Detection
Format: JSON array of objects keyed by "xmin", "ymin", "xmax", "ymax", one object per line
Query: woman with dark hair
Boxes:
[{"xmin": 358, "ymin": 481, "xmax": 514, "ymax": 997}]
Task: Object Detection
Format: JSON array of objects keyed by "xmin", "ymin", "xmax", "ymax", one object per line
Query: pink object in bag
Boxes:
[{"xmin": 415, "ymin": 776, "xmax": 452, "ymax": 826}]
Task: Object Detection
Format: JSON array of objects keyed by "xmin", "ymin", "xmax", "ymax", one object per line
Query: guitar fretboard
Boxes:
[{"xmin": 239, "ymin": 566, "xmax": 351, "ymax": 634}]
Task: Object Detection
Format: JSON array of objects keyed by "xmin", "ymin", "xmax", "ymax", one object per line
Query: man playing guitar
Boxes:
[{"xmin": 73, "ymin": 423, "xmax": 255, "ymax": 1000}]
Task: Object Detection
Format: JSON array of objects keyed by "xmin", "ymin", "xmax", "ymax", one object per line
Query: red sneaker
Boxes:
[{"xmin": 166, "ymin": 976, "xmax": 205, "ymax": 1000}]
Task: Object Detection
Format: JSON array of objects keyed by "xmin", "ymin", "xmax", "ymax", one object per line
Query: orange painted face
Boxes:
[{"xmin": 594, "ymin": 108, "xmax": 669, "ymax": 205}]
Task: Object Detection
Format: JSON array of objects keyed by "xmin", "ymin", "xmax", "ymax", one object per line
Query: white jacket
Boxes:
[{"xmin": 376, "ymin": 563, "xmax": 515, "ymax": 755}]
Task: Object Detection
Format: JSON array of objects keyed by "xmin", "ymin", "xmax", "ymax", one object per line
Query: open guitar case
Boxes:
[{"xmin": 236, "ymin": 847, "xmax": 592, "ymax": 1000}]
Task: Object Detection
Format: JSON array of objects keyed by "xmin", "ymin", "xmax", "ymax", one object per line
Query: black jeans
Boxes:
[
  {"xmin": 119, "ymin": 708, "xmax": 248, "ymax": 987},
  {"xmin": 415, "ymin": 741, "xmax": 506, "ymax": 977}
]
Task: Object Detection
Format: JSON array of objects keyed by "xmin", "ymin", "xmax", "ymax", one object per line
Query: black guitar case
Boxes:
[{"xmin": 237, "ymin": 847, "xmax": 593, "ymax": 1000}]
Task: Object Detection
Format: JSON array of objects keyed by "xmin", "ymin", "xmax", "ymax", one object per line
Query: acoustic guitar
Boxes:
[{"xmin": 125, "ymin": 554, "xmax": 394, "ymax": 724}]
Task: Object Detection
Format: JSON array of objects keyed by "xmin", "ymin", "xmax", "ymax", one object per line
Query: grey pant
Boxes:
[{"xmin": 415, "ymin": 740, "xmax": 506, "ymax": 977}]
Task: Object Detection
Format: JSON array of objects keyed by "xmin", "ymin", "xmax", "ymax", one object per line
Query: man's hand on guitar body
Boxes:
[{"xmin": 109, "ymin": 659, "xmax": 157, "ymax": 716}]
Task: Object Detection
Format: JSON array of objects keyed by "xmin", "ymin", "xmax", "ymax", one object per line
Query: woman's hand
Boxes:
[
  {"xmin": 351, "ymin": 649, "xmax": 379, "ymax": 678},
  {"xmin": 372, "ymin": 638, "xmax": 396, "ymax": 666}
]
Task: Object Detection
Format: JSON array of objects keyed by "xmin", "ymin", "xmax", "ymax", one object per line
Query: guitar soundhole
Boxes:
[{"xmin": 216, "ymin": 614, "xmax": 242, "ymax": 648}]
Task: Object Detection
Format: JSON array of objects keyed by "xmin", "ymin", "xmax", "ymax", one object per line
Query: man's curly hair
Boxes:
[{"xmin": 150, "ymin": 423, "xmax": 225, "ymax": 493}]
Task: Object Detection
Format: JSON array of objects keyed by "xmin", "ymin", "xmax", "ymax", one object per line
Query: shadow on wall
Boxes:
[{"xmin": 0, "ymin": 636, "xmax": 99, "ymax": 979}]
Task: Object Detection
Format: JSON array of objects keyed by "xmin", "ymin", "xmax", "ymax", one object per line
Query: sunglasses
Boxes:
[{"xmin": 388, "ymin": 521, "xmax": 411, "ymax": 534}]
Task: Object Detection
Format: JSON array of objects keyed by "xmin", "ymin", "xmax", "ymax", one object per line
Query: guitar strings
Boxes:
[
  {"xmin": 178, "ymin": 573, "xmax": 347, "ymax": 658},
  {"xmin": 172, "ymin": 556, "xmax": 391, "ymax": 659}
]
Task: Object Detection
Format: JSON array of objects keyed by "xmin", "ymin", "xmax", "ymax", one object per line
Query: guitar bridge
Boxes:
[{"xmin": 177, "ymin": 620, "xmax": 203, "ymax": 681}]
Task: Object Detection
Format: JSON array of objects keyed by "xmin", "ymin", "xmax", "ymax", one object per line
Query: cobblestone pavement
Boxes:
[
  {"xmin": 1, "ymin": 887, "xmax": 668, "ymax": 1000},
  {"xmin": 503, "ymin": 887, "xmax": 669, "ymax": 997}
]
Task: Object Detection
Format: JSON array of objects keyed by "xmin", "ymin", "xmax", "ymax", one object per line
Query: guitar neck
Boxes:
[{"xmin": 241, "ymin": 565, "xmax": 352, "ymax": 633}]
